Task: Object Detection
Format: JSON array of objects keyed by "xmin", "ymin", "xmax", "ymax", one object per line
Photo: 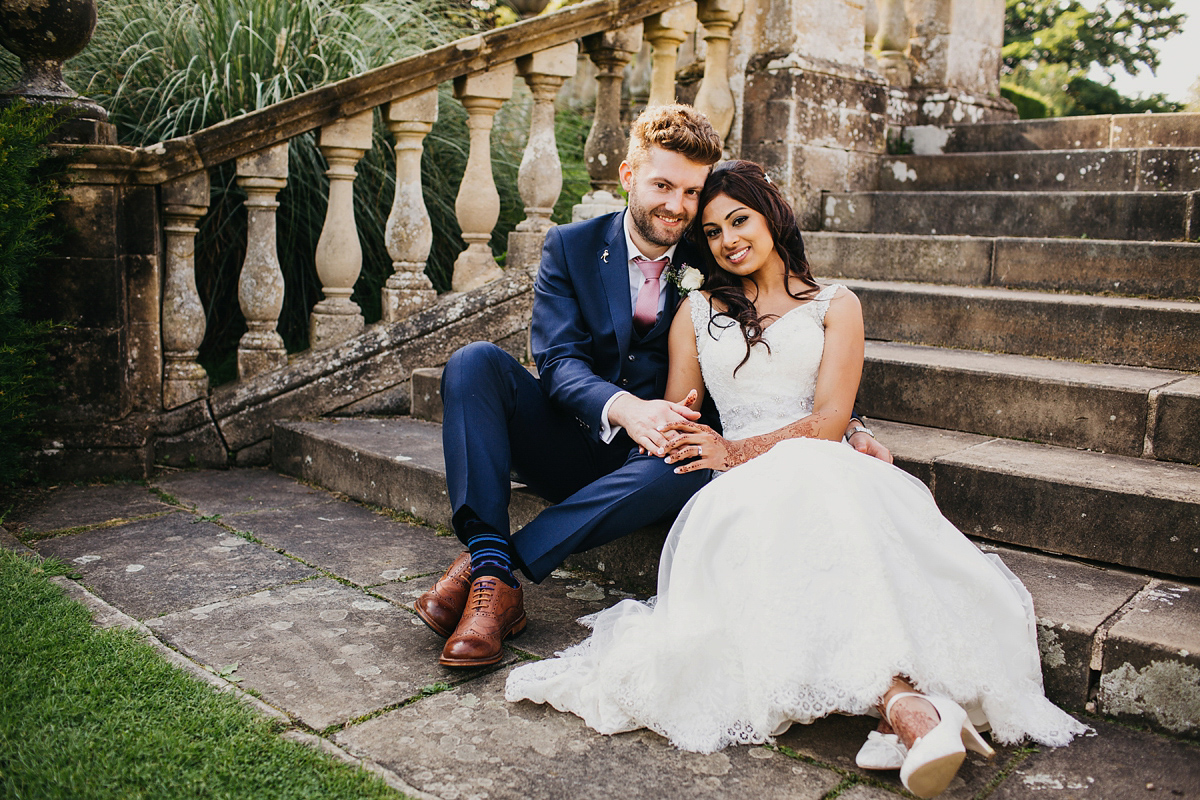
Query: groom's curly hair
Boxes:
[
  {"xmin": 626, "ymin": 104, "xmax": 722, "ymax": 169},
  {"xmin": 690, "ymin": 160, "xmax": 820, "ymax": 374}
]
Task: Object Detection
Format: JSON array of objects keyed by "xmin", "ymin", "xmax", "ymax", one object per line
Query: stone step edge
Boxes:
[
  {"xmin": 862, "ymin": 341, "xmax": 1199, "ymax": 463},
  {"xmin": 269, "ymin": 416, "xmax": 1200, "ymax": 737}
]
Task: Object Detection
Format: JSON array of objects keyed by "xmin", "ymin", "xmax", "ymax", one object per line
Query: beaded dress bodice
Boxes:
[{"xmin": 690, "ymin": 284, "xmax": 842, "ymax": 441}]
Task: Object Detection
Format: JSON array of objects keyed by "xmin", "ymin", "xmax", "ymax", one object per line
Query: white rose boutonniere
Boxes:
[{"xmin": 668, "ymin": 263, "xmax": 704, "ymax": 296}]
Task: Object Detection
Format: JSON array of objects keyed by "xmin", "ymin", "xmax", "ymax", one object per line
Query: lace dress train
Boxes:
[{"xmin": 505, "ymin": 285, "xmax": 1087, "ymax": 753}]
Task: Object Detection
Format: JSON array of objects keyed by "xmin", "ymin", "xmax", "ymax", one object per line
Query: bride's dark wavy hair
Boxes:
[{"xmin": 690, "ymin": 160, "xmax": 820, "ymax": 373}]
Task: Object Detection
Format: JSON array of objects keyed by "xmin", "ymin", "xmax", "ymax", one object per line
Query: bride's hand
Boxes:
[{"xmin": 660, "ymin": 421, "xmax": 746, "ymax": 473}]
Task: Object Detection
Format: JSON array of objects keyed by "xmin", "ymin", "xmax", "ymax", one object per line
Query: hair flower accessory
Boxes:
[{"xmin": 667, "ymin": 263, "xmax": 704, "ymax": 296}]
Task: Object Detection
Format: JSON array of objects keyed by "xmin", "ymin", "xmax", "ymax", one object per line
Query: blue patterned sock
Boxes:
[{"xmin": 463, "ymin": 520, "xmax": 519, "ymax": 588}]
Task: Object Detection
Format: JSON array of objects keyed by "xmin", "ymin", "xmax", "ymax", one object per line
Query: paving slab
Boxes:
[
  {"xmin": 145, "ymin": 577, "xmax": 510, "ymax": 731},
  {"xmin": 8, "ymin": 482, "xmax": 174, "ymax": 535},
  {"xmin": 1100, "ymin": 581, "xmax": 1200, "ymax": 738},
  {"xmin": 225, "ymin": 501, "xmax": 462, "ymax": 588},
  {"xmin": 775, "ymin": 711, "xmax": 1016, "ymax": 799},
  {"xmin": 335, "ymin": 669, "xmax": 842, "ymax": 800},
  {"xmin": 1155, "ymin": 375, "xmax": 1200, "ymax": 467},
  {"xmin": 988, "ymin": 545, "xmax": 1150, "ymax": 707},
  {"xmin": 35, "ymin": 513, "xmax": 315, "ymax": 619},
  {"xmin": 835, "ymin": 786, "xmax": 899, "ymax": 799},
  {"xmin": 990, "ymin": 718, "xmax": 1200, "ymax": 798},
  {"xmin": 151, "ymin": 468, "xmax": 333, "ymax": 516}
]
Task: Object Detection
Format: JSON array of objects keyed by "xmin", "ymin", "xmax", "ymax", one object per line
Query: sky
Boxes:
[{"xmin": 1103, "ymin": 0, "xmax": 1200, "ymax": 103}]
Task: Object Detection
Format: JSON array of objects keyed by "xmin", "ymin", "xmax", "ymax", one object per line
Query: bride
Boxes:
[{"xmin": 504, "ymin": 160, "xmax": 1086, "ymax": 798}]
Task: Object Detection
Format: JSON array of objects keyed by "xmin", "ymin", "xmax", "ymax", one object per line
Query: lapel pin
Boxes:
[{"xmin": 601, "ymin": 249, "xmax": 609, "ymax": 263}]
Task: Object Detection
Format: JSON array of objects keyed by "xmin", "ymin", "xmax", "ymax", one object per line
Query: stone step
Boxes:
[
  {"xmin": 860, "ymin": 341, "xmax": 1198, "ymax": 463},
  {"xmin": 270, "ymin": 415, "xmax": 1200, "ymax": 734},
  {"xmin": 841, "ymin": 278, "xmax": 1200, "ymax": 372},
  {"xmin": 879, "ymin": 148, "xmax": 1200, "ymax": 193},
  {"xmin": 273, "ymin": 414, "xmax": 1200, "ymax": 582},
  {"xmin": 808, "ymin": 232, "xmax": 1200, "ymax": 300},
  {"xmin": 821, "ymin": 189, "xmax": 1197, "ymax": 241},
  {"xmin": 910, "ymin": 112, "xmax": 1200, "ymax": 153}
]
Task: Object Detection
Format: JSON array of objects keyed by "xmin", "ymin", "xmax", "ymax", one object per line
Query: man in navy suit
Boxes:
[{"xmin": 419, "ymin": 105, "xmax": 889, "ymax": 667}]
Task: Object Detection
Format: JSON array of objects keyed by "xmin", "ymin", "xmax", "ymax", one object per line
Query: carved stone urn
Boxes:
[{"xmin": 0, "ymin": 0, "xmax": 110, "ymax": 127}]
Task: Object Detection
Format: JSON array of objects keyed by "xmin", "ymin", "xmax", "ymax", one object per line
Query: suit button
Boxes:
[
  {"xmin": 628, "ymin": 355, "xmax": 635, "ymax": 361},
  {"xmin": 619, "ymin": 378, "xmax": 629, "ymax": 387}
]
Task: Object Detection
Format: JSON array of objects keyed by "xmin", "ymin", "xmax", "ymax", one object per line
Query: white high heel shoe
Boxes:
[{"xmin": 885, "ymin": 692, "xmax": 995, "ymax": 799}]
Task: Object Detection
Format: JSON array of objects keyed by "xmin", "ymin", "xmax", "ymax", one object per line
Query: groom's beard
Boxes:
[{"xmin": 628, "ymin": 195, "xmax": 690, "ymax": 248}]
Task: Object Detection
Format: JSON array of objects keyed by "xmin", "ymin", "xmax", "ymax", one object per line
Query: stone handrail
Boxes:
[
  {"xmin": 116, "ymin": 0, "xmax": 744, "ymax": 409},
  {"xmin": 101, "ymin": 0, "xmax": 692, "ymax": 185}
]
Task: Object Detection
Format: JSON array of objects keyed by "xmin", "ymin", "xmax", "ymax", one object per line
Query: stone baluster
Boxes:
[
  {"xmin": 873, "ymin": 0, "xmax": 913, "ymax": 87},
  {"xmin": 573, "ymin": 24, "xmax": 643, "ymax": 222},
  {"xmin": 310, "ymin": 110, "xmax": 373, "ymax": 349},
  {"xmin": 506, "ymin": 42, "xmax": 579, "ymax": 277},
  {"xmin": 451, "ymin": 63, "xmax": 516, "ymax": 292},
  {"xmin": 694, "ymin": 0, "xmax": 744, "ymax": 142},
  {"xmin": 382, "ymin": 88, "xmax": 439, "ymax": 322},
  {"xmin": 235, "ymin": 142, "xmax": 289, "ymax": 378},
  {"xmin": 161, "ymin": 171, "xmax": 210, "ymax": 409},
  {"xmin": 644, "ymin": 4, "xmax": 698, "ymax": 108}
]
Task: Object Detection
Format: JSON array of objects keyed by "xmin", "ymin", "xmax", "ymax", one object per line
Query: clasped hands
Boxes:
[{"xmin": 611, "ymin": 390, "xmax": 742, "ymax": 474}]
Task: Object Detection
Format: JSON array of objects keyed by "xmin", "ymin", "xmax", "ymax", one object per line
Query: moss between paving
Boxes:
[{"xmin": 0, "ymin": 548, "xmax": 403, "ymax": 800}]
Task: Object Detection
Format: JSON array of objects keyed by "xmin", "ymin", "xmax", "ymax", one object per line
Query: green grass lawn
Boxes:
[{"xmin": 0, "ymin": 549, "xmax": 405, "ymax": 800}]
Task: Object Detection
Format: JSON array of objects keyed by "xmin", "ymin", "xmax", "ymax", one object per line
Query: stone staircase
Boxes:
[{"xmin": 272, "ymin": 113, "xmax": 1200, "ymax": 741}]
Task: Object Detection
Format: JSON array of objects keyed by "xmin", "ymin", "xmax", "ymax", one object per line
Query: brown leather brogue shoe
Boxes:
[
  {"xmin": 414, "ymin": 551, "xmax": 473, "ymax": 638},
  {"xmin": 439, "ymin": 576, "xmax": 526, "ymax": 668}
]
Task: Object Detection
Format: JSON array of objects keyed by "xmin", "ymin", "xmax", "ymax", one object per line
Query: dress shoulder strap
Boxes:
[{"xmin": 814, "ymin": 283, "xmax": 844, "ymax": 302}]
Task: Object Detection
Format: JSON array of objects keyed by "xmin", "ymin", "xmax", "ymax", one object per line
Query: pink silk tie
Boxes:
[{"xmin": 633, "ymin": 256, "xmax": 669, "ymax": 335}]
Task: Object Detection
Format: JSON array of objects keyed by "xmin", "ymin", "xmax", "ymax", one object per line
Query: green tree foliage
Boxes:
[
  {"xmin": 0, "ymin": 104, "xmax": 61, "ymax": 486},
  {"xmin": 1003, "ymin": 0, "xmax": 1187, "ymax": 117}
]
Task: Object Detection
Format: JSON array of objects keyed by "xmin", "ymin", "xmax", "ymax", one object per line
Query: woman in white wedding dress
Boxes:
[{"xmin": 505, "ymin": 160, "xmax": 1086, "ymax": 797}]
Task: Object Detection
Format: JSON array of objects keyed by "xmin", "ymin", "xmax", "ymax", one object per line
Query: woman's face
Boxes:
[{"xmin": 700, "ymin": 192, "xmax": 776, "ymax": 280}]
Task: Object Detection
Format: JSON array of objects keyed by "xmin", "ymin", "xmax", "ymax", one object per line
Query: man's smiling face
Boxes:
[{"xmin": 620, "ymin": 145, "xmax": 712, "ymax": 258}]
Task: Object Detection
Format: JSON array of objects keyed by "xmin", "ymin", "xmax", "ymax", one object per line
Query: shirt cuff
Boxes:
[{"xmin": 599, "ymin": 391, "xmax": 630, "ymax": 444}]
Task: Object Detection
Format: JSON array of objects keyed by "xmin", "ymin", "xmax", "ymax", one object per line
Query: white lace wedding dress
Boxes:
[{"xmin": 505, "ymin": 285, "xmax": 1087, "ymax": 753}]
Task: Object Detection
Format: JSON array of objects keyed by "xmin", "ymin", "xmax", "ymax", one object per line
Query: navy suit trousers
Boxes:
[{"xmin": 441, "ymin": 342, "xmax": 710, "ymax": 583}]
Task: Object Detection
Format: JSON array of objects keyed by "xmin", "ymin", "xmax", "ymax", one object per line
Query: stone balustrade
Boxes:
[{"xmin": 152, "ymin": 0, "xmax": 739, "ymax": 398}]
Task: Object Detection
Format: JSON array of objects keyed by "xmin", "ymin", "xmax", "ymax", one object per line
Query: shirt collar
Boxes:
[{"xmin": 622, "ymin": 209, "xmax": 678, "ymax": 264}]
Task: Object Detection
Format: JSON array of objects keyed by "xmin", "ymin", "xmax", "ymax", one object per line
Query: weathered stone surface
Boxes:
[
  {"xmin": 989, "ymin": 545, "xmax": 1148, "ymax": 708},
  {"xmin": 868, "ymin": 419, "xmax": 992, "ymax": 487},
  {"xmin": 1112, "ymin": 112, "xmax": 1200, "ymax": 148},
  {"xmin": 154, "ymin": 422, "xmax": 229, "ymax": 469},
  {"xmin": 152, "ymin": 468, "xmax": 330, "ymax": 515},
  {"xmin": 409, "ymin": 367, "xmax": 444, "ymax": 423},
  {"xmin": 34, "ymin": 513, "xmax": 314, "ymax": 619},
  {"xmin": 846, "ymin": 279, "xmax": 1200, "ymax": 372},
  {"xmin": 274, "ymin": 417, "xmax": 546, "ymax": 533},
  {"xmin": 823, "ymin": 189, "xmax": 1192, "ymax": 241},
  {"xmin": 275, "ymin": 417, "xmax": 673, "ymax": 592},
  {"xmin": 0, "ymin": 527, "xmax": 32, "ymax": 553},
  {"xmin": 994, "ymin": 238, "xmax": 1200, "ymax": 299},
  {"xmin": 1153, "ymin": 375, "xmax": 1200, "ymax": 466},
  {"xmin": 989, "ymin": 717, "xmax": 1200, "ymax": 798},
  {"xmin": 227, "ymin": 502, "xmax": 462, "ymax": 588},
  {"xmin": 808, "ymin": 231, "xmax": 993, "ymax": 285},
  {"xmin": 940, "ymin": 117, "xmax": 1113, "ymax": 153},
  {"xmin": 859, "ymin": 341, "xmax": 1184, "ymax": 458},
  {"xmin": 8, "ymin": 482, "xmax": 173, "ymax": 535},
  {"xmin": 879, "ymin": 150, "xmax": 1138, "ymax": 192},
  {"xmin": 776, "ymin": 711, "xmax": 1015, "ymax": 799},
  {"xmin": 1101, "ymin": 580, "xmax": 1200, "ymax": 737},
  {"xmin": 232, "ymin": 439, "xmax": 272, "ymax": 467},
  {"xmin": 932, "ymin": 439, "xmax": 1200, "ymax": 579},
  {"xmin": 146, "ymin": 577, "xmax": 506, "ymax": 730},
  {"xmin": 335, "ymin": 669, "xmax": 842, "ymax": 800},
  {"xmin": 510, "ymin": 572, "xmax": 648, "ymax": 659},
  {"xmin": 213, "ymin": 276, "xmax": 533, "ymax": 451}
]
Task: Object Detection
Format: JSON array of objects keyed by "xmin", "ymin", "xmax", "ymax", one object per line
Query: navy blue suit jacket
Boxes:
[{"xmin": 531, "ymin": 211, "xmax": 707, "ymax": 441}]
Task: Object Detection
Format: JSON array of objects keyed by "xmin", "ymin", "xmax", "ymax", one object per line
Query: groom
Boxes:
[{"xmin": 419, "ymin": 104, "xmax": 889, "ymax": 668}]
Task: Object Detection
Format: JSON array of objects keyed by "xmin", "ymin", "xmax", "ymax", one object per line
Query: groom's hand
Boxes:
[
  {"xmin": 849, "ymin": 430, "xmax": 893, "ymax": 464},
  {"xmin": 609, "ymin": 394, "xmax": 701, "ymax": 457}
]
